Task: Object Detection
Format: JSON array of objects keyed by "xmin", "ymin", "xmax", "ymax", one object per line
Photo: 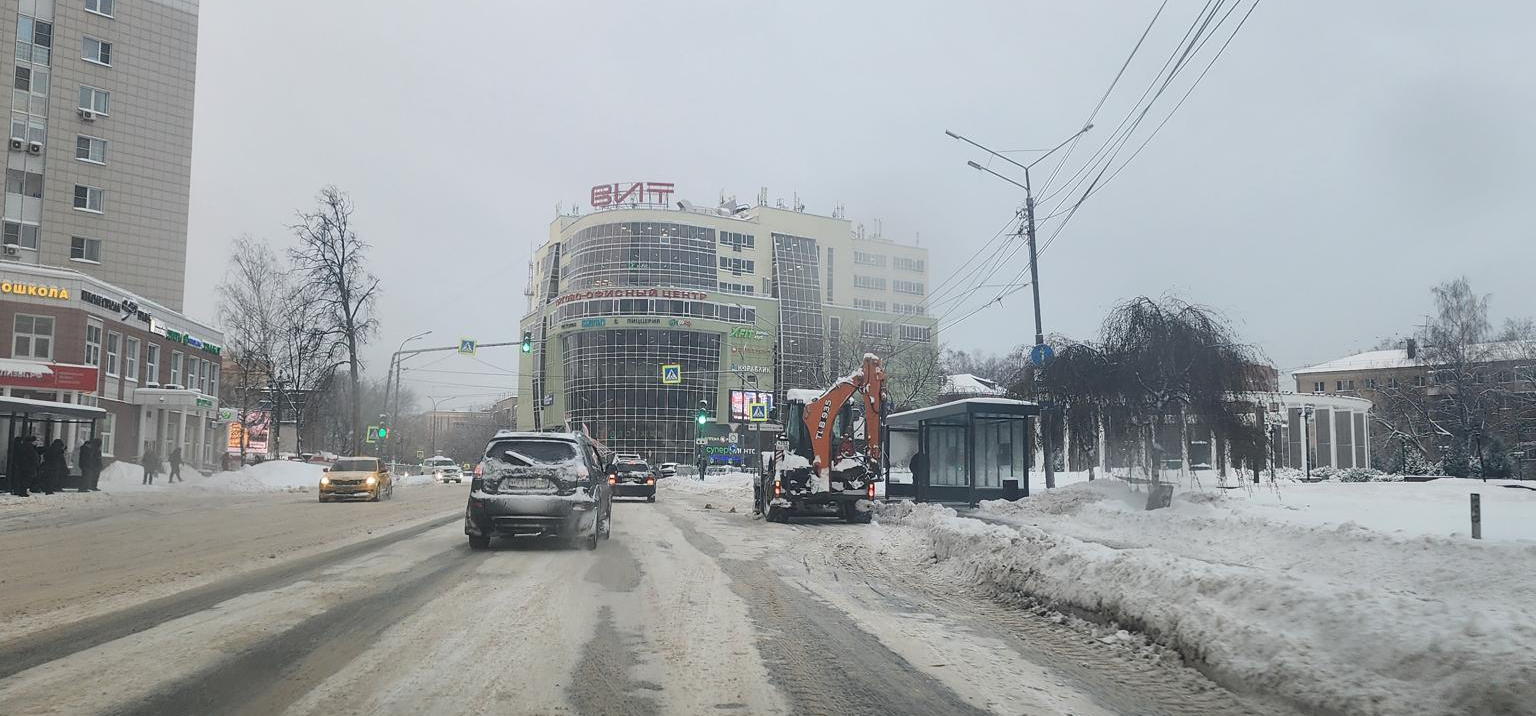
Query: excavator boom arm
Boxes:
[{"xmin": 798, "ymin": 354, "xmax": 886, "ymax": 472}]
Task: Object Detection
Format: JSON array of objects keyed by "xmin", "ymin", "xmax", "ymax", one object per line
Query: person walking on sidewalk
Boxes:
[
  {"xmin": 41, "ymin": 439, "xmax": 67, "ymax": 494},
  {"xmin": 168, "ymin": 446, "xmax": 183, "ymax": 483},
  {"xmin": 141, "ymin": 443, "xmax": 160, "ymax": 485}
]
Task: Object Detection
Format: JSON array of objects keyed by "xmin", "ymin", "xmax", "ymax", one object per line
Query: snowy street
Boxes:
[{"xmin": 0, "ymin": 472, "xmax": 1298, "ymax": 716}]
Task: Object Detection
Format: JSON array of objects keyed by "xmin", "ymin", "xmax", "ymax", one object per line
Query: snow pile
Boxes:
[
  {"xmin": 661, "ymin": 471, "xmax": 755, "ymax": 504},
  {"xmin": 878, "ymin": 483, "xmax": 1536, "ymax": 715},
  {"xmin": 201, "ymin": 461, "xmax": 325, "ymax": 493}
]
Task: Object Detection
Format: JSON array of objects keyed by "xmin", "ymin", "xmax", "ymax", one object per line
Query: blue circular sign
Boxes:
[{"xmin": 1029, "ymin": 343, "xmax": 1054, "ymax": 367}]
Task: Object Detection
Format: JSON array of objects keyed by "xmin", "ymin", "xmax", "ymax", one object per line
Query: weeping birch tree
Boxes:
[{"xmin": 1040, "ymin": 297, "xmax": 1270, "ymax": 483}]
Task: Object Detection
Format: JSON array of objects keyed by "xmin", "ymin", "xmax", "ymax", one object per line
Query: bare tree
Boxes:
[
  {"xmin": 1374, "ymin": 278, "xmax": 1536, "ymax": 476},
  {"xmin": 289, "ymin": 187, "xmax": 380, "ymax": 454},
  {"xmin": 273, "ymin": 281, "xmax": 345, "ymax": 455},
  {"xmin": 217, "ymin": 235, "xmax": 285, "ymax": 462}
]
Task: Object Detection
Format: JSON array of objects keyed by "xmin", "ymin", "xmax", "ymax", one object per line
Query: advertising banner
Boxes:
[{"xmin": 729, "ymin": 390, "xmax": 774, "ymax": 422}]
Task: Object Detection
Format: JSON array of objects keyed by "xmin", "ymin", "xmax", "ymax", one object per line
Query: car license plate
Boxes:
[{"xmin": 504, "ymin": 477, "xmax": 550, "ymax": 490}]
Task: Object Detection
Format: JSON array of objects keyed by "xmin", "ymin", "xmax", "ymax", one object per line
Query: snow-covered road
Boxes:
[{"xmin": 0, "ymin": 478, "xmax": 1296, "ymax": 716}]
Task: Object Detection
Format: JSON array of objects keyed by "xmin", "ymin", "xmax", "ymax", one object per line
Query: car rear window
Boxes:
[
  {"xmin": 486, "ymin": 439, "xmax": 579, "ymax": 464},
  {"xmin": 616, "ymin": 462, "xmax": 648, "ymax": 472},
  {"xmin": 333, "ymin": 459, "xmax": 378, "ymax": 472}
]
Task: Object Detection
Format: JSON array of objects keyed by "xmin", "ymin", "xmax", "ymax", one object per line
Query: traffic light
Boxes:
[
  {"xmin": 695, "ymin": 400, "xmax": 708, "ymax": 425},
  {"xmin": 520, "ymin": 330, "xmax": 533, "ymax": 353},
  {"xmin": 376, "ymin": 426, "xmax": 388, "ymax": 440}
]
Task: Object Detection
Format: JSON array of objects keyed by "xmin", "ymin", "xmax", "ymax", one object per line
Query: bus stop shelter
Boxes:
[
  {"xmin": 886, "ymin": 398, "xmax": 1038, "ymax": 505},
  {"xmin": 1, "ymin": 396, "xmax": 106, "ymax": 490}
]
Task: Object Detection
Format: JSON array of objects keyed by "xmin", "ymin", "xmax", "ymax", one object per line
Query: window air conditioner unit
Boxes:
[
  {"xmin": 164, "ymin": 383, "xmax": 185, "ymax": 390},
  {"xmin": 8, "ymin": 137, "xmax": 23, "ymax": 151},
  {"xmin": 2, "ymin": 245, "xmax": 19, "ymax": 257},
  {"xmin": 26, "ymin": 140, "xmax": 41, "ymax": 154},
  {"xmin": 77, "ymin": 108, "xmax": 96, "ymax": 121},
  {"xmin": 146, "ymin": 381, "xmax": 160, "ymax": 388}
]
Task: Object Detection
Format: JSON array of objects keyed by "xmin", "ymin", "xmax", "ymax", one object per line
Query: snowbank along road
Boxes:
[{"xmin": 0, "ymin": 478, "xmax": 1299, "ymax": 715}]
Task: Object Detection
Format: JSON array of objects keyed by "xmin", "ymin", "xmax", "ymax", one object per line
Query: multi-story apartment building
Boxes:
[
  {"xmin": 1, "ymin": 0, "xmax": 198, "ymax": 310},
  {"xmin": 517, "ymin": 183, "xmax": 938, "ymax": 464}
]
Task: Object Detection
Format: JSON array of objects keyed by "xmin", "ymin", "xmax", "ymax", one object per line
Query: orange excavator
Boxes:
[{"xmin": 755, "ymin": 354, "xmax": 888, "ymax": 524}]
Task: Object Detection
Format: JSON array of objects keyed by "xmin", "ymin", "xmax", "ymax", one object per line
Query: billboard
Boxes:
[
  {"xmin": 228, "ymin": 410, "xmax": 270, "ymax": 453},
  {"xmin": 729, "ymin": 390, "xmax": 774, "ymax": 423}
]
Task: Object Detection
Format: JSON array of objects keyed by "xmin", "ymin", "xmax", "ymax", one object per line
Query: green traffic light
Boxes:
[
  {"xmin": 695, "ymin": 412, "xmax": 707, "ymax": 425},
  {"xmin": 377, "ymin": 427, "xmax": 388, "ymax": 439},
  {"xmin": 521, "ymin": 330, "xmax": 533, "ymax": 353}
]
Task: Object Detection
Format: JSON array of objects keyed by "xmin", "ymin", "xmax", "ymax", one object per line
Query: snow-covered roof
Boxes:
[
  {"xmin": 1293, "ymin": 340, "xmax": 1535, "ymax": 376},
  {"xmin": 887, "ymin": 397, "xmax": 1038, "ymax": 427},
  {"xmin": 940, "ymin": 373, "xmax": 1007, "ymax": 397}
]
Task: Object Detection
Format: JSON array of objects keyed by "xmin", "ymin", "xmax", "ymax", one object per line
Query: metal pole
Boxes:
[{"xmin": 1470, "ymin": 493, "xmax": 1482, "ymax": 539}]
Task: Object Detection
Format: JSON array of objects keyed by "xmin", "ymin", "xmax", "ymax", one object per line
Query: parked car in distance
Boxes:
[
  {"xmin": 423, "ymin": 455, "xmax": 463, "ymax": 483},
  {"xmin": 466, "ymin": 431, "xmax": 612, "ymax": 550},
  {"xmin": 319, "ymin": 457, "xmax": 394, "ymax": 502},
  {"xmin": 657, "ymin": 462, "xmax": 678, "ymax": 478},
  {"xmin": 608, "ymin": 458, "xmax": 656, "ymax": 502}
]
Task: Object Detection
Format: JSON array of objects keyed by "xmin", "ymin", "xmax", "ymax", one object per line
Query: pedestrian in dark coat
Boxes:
[
  {"xmin": 168, "ymin": 446, "xmax": 183, "ymax": 483},
  {"xmin": 11, "ymin": 435, "xmax": 41, "ymax": 496},
  {"xmin": 78, "ymin": 439, "xmax": 102, "ymax": 492},
  {"xmin": 142, "ymin": 444, "xmax": 159, "ymax": 485},
  {"xmin": 41, "ymin": 439, "xmax": 67, "ymax": 494}
]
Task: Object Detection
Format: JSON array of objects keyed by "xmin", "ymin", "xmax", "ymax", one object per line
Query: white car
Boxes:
[
  {"xmin": 658, "ymin": 462, "xmax": 678, "ymax": 478},
  {"xmin": 423, "ymin": 456, "xmax": 463, "ymax": 483}
]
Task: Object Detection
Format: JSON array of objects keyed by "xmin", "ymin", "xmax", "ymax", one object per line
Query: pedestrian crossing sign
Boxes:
[
  {"xmin": 364, "ymin": 424, "xmax": 379, "ymax": 444},
  {"xmin": 661, "ymin": 364, "xmax": 681, "ymax": 384},
  {"xmin": 458, "ymin": 338, "xmax": 477, "ymax": 356},
  {"xmin": 748, "ymin": 402, "xmax": 767, "ymax": 422}
]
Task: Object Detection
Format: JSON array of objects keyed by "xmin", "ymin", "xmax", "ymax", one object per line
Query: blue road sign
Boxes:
[
  {"xmin": 661, "ymin": 364, "xmax": 682, "ymax": 384},
  {"xmin": 458, "ymin": 338, "xmax": 477, "ymax": 356},
  {"xmin": 749, "ymin": 402, "xmax": 768, "ymax": 422},
  {"xmin": 1029, "ymin": 343, "xmax": 1054, "ymax": 367}
]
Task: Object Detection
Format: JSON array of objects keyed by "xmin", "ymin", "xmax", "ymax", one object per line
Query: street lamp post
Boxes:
[
  {"xmin": 385, "ymin": 330, "xmax": 432, "ymax": 461},
  {"xmin": 948, "ymin": 125, "xmax": 1092, "ymax": 490}
]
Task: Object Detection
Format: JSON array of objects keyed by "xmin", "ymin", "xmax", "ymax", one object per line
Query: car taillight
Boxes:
[
  {"xmin": 866, "ymin": 482, "xmax": 875, "ymax": 499},
  {"xmin": 474, "ymin": 463, "xmax": 483, "ymax": 477},
  {"xmin": 645, "ymin": 477, "xmax": 655, "ymax": 485},
  {"xmin": 607, "ymin": 473, "xmax": 616, "ymax": 484},
  {"xmin": 773, "ymin": 479, "xmax": 782, "ymax": 497}
]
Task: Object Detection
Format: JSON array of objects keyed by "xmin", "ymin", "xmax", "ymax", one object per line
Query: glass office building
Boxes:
[{"xmin": 518, "ymin": 190, "xmax": 936, "ymax": 464}]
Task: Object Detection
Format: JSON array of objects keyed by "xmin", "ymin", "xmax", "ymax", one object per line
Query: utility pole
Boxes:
[{"xmin": 948, "ymin": 125, "xmax": 1092, "ymax": 491}]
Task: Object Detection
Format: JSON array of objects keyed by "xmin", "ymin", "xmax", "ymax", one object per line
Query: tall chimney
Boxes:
[{"xmin": 1406, "ymin": 338, "xmax": 1418, "ymax": 360}]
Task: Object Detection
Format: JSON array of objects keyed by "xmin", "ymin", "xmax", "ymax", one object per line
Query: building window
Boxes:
[
  {"xmin": 71, "ymin": 236, "xmax": 102, "ymax": 263},
  {"xmin": 82, "ymin": 36, "xmax": 111, "ymax": 65},
  {"xmin": 13, "ymin": 66, "xmax": 49, "ymax": 95},
  {"xmin": 860, "ymin": 320, "xmax": 893, "ymax": 339},
  {"xmin": 73, "ymin": 185, "xmax": 104, "ymax": 212},
  {"xmin": 105, "ymin": 331, "xmax": 120, "ymax": 376},
  {"xmin": 1313, "ymin": 381, "xmax": 1325, "ymax": 392},
  {"xmin": 853, "ymin": 275, "xmax": 886, "ymax": 290},
  {"xmin": 16, "ymin": 16, "xmax": 53, "ymax": 65},
  {"xmin": 209, "ymin": 362, "xmax": 219, "ymax": 397},
  {"xmin": 719, "ymin": 281, "xmax": 754, "ymax": 295},
  {"xmin": 125, "ymin": 337, "xmax": 139, "ymax": 381},
  {"xmin": 76, "ymin": 135, "xmax": 106, "ymax": 163},
  {"xmin": 78, "ymin": 85, "xmax": 109, "ymax": 114},
  {"xmin": 6, "ymin": 169, "xmax": 44, "ymax": 198},
  {"xmin": 11, "ymin": 115, "xmax": 46, "ymax": 145},
  {"xmin": 853, "ymin": 251, "xmax": 886, "ymax": 267},
  {"xmin": 12, "ymin": 314, "xmax": 53, "ymax": 359},
  {"xmin": 718, "ymin": 256, "xmax": 754, "ymax": 274},
  {"xmin": 853, "ymin": 298, "xmax": 887, "ymax": 312},
  {"xmin": 1388, "ymin": 376, "xmax": 1399, "ymax": 389},
  {"xmin": 197, "ymin": 359, "xmax": 208, "ymax": 393},
  {"xmin": 893, "ymin": 256, "xmax": 925, "ymax": 272},
  {"xmin": 86, "ymin": 0, "xmax": 115, "ymax": 17},
  {"xmin": 894, "ymin": 302, "xmax": 926, "ymax": 316},
  {"xmin": 1364, "ymin": 377, "xmax": 1376, "ymax": 389},
  {"xmin": 146, "ymin": 343, "xmax": 160, "ymax": 385},
  {"xmin": 825, "ymin": 247, "xmax": 834, "ymax": 302},
  {"xmin": 1415, "ymin": 375, "xmax": 1426, "ymax": 387},
  {"xmin": 893, "ymin": 279, "xmax": 924, "ymax": 295},
  {"xmin": 85, "ymin": 321, "xmax": 103, "ymax": 366},
  {"xmin": 720, "ymin": 231, "xmax": 754, "ymax": 249},
  {"xmin": 170, "ymin": 350, "xmax": 182, "ymax": 386},
  {"xmin": 3, "ymin": 221, "xmax": 39, "ymax": 250},
  {"xmin": 900, "ymin": 325, "xmax": 931, "ymax": 342}
]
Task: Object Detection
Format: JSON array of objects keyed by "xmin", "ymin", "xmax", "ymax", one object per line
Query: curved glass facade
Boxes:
[
  {"xmin": 555, "ymin": 298, "xmax": 757, "ymax": 324},
  {"xmin": 564, "ymin": 221, "xmax": 718, "ymax": 292},
  {"xmin": 561, "ymin": 329, "xmax": 721, "ymax": 464}
]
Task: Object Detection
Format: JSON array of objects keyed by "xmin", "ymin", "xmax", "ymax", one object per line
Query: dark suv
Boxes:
[
  {"xmin": 607, "ymin": 458, "xmax": 656, "ymax": 502},
  {"xmin": 465, "ymin": 431, "xmax": 613, "ymax": 550}
]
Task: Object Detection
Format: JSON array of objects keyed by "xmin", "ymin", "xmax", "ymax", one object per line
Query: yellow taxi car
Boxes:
[{"xmin": 318, "ymin": 456, "xmax": 395, "ymax": 502}]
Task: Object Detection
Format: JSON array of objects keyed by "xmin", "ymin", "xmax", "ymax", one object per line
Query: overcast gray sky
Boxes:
[{"xmin": 184, "ymin": 1, "xmax": 1536, "ymax": 409}]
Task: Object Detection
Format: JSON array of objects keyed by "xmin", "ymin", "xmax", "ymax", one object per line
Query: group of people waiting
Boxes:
[
  {"xmin": 6, "ymin": 437, "xmax": 183, "ymax": 496},
  {"xmin": 7, "ymin": 436, "xmax": 104, "ymax": 497}
]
